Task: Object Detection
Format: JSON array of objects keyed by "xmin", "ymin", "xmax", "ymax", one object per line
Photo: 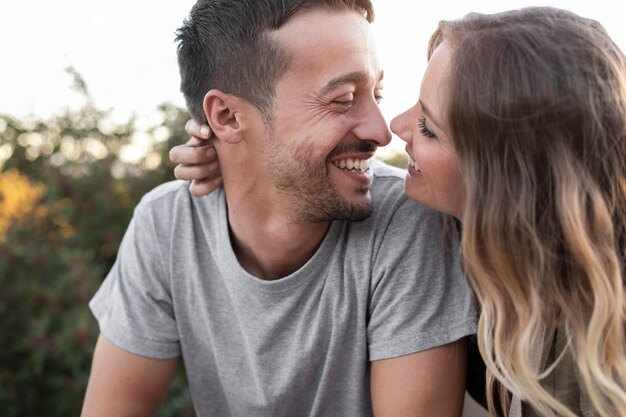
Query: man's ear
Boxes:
[{"xmin": 203, "ymin": 89, "xmax": 245, "ymax": 144}]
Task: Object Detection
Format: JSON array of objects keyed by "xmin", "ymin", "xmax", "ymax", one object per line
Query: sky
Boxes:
[{"xmin": 1, "ymin": 1, "xmax": 624, "ymax": 154}]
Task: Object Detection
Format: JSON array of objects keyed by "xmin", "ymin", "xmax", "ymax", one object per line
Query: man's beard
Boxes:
[{"xmin": 267, "ymin": 138, "xmax": 376, "ymax": 223}]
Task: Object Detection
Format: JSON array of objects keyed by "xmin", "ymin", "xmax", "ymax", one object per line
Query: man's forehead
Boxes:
[
  {"xmin": 272, "ymin": 8, "xmax": 382, "ymax": 91},
  {"xmin": 273, "ymin": 8, "xmax": 376, "ymax": 57}
]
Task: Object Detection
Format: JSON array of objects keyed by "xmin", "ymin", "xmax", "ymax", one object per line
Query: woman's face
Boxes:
[{"xmin": 390, "ymin": 41, "xmax": 464, "ymax": 219}]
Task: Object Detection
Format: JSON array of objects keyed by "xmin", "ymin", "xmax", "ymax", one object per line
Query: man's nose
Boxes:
[{"xmin": 353, "ymin": 100, "xmax": 391, "ymax": 147}]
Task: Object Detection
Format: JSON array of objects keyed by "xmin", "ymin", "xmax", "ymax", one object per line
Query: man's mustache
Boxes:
[{"xmin": 327, "ymin": 141, "xmax": 378, "ymax": 159}]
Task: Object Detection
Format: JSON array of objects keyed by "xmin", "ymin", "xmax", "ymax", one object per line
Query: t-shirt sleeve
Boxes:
[
  {"xmin": 367, "ymin": 199, "xmax": 477, "ymax": 361},
  {"xmin": 89, "ymin": 203, "xmax": 180, "ymax": 359}
]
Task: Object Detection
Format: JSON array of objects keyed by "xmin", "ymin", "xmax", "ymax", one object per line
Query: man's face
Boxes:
[{"xmin": 256, "ymin": 9, "xmax": 391, "ymax": 223}]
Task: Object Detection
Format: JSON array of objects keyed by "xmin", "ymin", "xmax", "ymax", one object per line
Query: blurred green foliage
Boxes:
[
  {"xmin": 0, "ymin": 69, "xmax": 195, "ymax": 416},
  {"xmin": 0, "ymin": 69, "xmax": 406, "ymax": 416}
]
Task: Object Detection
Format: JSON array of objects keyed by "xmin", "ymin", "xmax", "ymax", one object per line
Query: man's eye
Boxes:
[
  {"xmin": 375, "ymin": 95, "xmax": 384, "ymax": 104},
  {"xmin": 333, "ymin": 100, "xmax": 354, "ymax": 107},
  {"xmin": 331, "ymin": 92, "xmax": 354, "ymax": 108}
]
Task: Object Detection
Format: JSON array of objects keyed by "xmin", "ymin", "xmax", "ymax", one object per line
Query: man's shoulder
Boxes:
[
  {"xmin": 371, "ymin": 157, "xmax": 406, "ymax": 182},
  {"xmin": 135, "ymin": 180, "xmax": 222, "ymax": 217},
  {"xmin": 141, "ymin": 180, "xmax": 189, "ymax": 204},
  {"xmin": 369, "ymin": 158, "xmax": 410, "ymax": 210},
  {"xmin": 133, "ymin": 180, "xmax": 190, "ymax": 213},
  {"xmin": 367, "ymin": 158, "xmax": 443, "ymax": 227}
]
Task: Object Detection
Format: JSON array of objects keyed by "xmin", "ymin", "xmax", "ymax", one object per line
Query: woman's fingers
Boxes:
[
  {"xmin": 185, "ymin": 119, "xmax": 212, "ymax": 139},
  {"xmin": 174, "ymin": 161, "xmax": 220, "ymax": 181},
  {"xmin": 169, "ymin": 144, "xmax": 217, "ymax": 166},
  {"xmin": 189, "ymin": 177, "xmax": 223, "ymax": 197},
  {"xmin": 169, "ymin": 119, "xmax": 222, "ymax": 196}
]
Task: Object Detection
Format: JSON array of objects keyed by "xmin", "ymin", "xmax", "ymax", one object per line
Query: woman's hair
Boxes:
[{"xmin": 429, "ymin": 7, "xmax": 626, "ymax": 416}]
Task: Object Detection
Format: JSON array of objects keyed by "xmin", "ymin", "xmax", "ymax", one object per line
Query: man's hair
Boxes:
[{"xmin": 176, "ymin": 0, "xmax": 374, "ymax": 123}]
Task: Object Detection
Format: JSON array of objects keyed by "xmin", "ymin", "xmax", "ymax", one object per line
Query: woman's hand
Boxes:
[{"xmin": 169, "ymin": 119, "xmax": 222, "ymax": 196}]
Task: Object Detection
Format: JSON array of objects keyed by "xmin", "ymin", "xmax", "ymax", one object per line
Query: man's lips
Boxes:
[{"xmin": 329, "ymin": 154, "xmax": 374, "ymax": 188}]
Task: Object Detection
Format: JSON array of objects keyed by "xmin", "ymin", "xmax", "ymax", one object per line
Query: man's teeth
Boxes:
[
  {"xmin": 410, "ymin": 158, "xmax": 421, "ymax": 171},
  {"xmin": 332, "ymin": 158, "xmax": 370, "ymax": 172}
]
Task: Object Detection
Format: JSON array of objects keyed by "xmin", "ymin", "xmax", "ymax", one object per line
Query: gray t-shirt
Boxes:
[{"xmin": 90, "ymin": 160, "xmax": 477, "ymax": 417}]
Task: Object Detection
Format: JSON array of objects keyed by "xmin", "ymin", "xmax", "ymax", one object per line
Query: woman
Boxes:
[
  {"xmin": 392, "ymin": 8, "xmax": 626, "ymax": 416},
  {"xmin": 170, "ymin": 7, "xmax": 626, "ymax": 416}
]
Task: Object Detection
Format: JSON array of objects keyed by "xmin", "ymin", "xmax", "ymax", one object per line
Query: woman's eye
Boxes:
[{"xmin": 417, "ymin": 117, "xmax": 437, "ymax": 139}]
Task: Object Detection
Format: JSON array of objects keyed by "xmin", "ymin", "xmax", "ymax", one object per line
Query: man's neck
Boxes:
[{"xmin": 225, "ymin": 194, "xmax": 330, "ymax": 281}]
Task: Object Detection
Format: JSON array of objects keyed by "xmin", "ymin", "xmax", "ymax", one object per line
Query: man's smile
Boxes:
[{"xmin": 331, "ymin": 157, "xmax": 370, "ymax": 172}]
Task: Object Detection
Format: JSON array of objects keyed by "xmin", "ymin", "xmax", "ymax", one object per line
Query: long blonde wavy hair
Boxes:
[{"xmin": 429, "ymin": 7, "xmax": 626, "ymax": 416}]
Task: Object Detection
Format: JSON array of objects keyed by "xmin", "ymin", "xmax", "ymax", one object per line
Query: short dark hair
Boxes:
[{"xmin": 176, "ymin": 0, "xmax": 374, "ymax": 123}]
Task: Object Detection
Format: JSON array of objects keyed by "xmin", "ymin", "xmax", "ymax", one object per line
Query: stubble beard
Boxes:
[{"xmin": 267, "ymin": 140, "xmax": 374, "ymax": 223}]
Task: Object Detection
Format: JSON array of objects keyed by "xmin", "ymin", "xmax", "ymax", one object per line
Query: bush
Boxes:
[{"xmin": 0, "ymin": 71, "xmax": 195, "ymax": 416}]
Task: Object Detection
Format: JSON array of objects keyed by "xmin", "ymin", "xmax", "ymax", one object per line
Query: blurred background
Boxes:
[{"xmin": 0, "ymin": 1, "xmax": 623, "ymax": 415}]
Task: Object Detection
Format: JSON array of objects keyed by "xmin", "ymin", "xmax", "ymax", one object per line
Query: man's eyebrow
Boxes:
[
  {"xmin": 419, "ymin": 99, "xmax": 444, "ymax": 131},
  {"xmin": 315, "ymin": 70, "xmax": 385, "ymax": 98}
]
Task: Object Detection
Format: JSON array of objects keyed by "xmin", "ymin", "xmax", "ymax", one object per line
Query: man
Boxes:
[{"xmin": 81, "ymin": 1, "xmax": 476, "ymax": 416}]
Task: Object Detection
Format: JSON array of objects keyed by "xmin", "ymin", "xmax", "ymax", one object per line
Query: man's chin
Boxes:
[
  {"xmin": 286, "ymin": 178, "xmax": 373, "ymax": 223},
  {"xmin": 330, "ymin": 194, "xmax": 373, "ymax": 222}
]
